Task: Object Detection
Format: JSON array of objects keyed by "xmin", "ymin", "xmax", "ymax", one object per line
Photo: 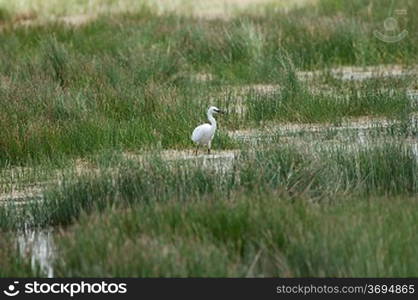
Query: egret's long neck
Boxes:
[{"xmin": 207, "ymin": 112, "xmax": 217, "ymax": 129}]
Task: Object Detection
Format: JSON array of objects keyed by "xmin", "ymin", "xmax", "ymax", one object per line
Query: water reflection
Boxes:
[{"xmin": 18, "ymin": 228, "xmax": 55, "ymax": 278}]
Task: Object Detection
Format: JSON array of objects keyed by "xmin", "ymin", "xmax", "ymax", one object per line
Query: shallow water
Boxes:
[{"xmin": 298, "ymin": 65, "xmax": 418, "ymax": 81}]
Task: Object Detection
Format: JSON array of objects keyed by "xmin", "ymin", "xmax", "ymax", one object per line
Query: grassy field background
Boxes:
[{"xmin": 0, "ymin": 0, "xmax": 417, "ymax": 277}]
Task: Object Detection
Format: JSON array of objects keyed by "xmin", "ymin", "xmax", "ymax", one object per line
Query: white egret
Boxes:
[{"xmin": 191, "ymin": 106, "xmax": 225, "ymax": 155}]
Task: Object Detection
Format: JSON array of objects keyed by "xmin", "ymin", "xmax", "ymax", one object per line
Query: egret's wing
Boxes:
[
  {"xmin": 191, "ymin": 123, "xmax": 211, "ymax": 143},
  {"xmin": 191, "ymin": 124, "xmax": 204, "ymax": 142}
]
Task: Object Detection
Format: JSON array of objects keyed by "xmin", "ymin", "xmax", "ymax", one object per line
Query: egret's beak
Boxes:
[{"xmin": 217, "ymin": 110, "xmax": 226, "ymax": 114}]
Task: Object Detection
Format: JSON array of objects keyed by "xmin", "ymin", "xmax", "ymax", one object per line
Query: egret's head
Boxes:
[{"xmin": 208, "ymin": 106, "xmax": 224, "ymax": 115}]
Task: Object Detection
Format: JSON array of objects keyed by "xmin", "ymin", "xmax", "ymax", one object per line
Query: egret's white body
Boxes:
[{"xmin": 192, "ymin": 106, "xmax": 223, "ymax": 154}]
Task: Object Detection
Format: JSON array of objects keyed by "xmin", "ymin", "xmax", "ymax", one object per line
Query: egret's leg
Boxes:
[
  {"xmin": 207, "ymin": 141, "xmax": 211, "ymax": 155},
  {"xmin": 195, "ymin": 145, "xmax": 199, "ymax": 156}
]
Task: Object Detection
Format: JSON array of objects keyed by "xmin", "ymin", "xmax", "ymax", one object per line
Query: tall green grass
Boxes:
[
  {"xmin": 246, "ymin": 77, "xmax": 413, "ymax": 124},
  {"xmin": 0, "ymin": 0, "xmax": 417, "ymax": 278},
  {"xmin": 0, "ymin": 234, "xmax": 39, "ymax": 276},
  {"xmin": 51, "ymin": 192, "xmax": 418, "ymax": 277},
  {"xmin": 0, "ymin": 1, "xmax": 416, "ymax": 164},
  {"xmin": 0, "ymin": 142, "xmax": 411, "ymax": 229},
  {"xmin": 0, "ymin": 134, "xmax": 416, "ymax": 277},
  {"xmin": 257, "ymin": 0, "xmax": 418, "ymax": 68}
]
